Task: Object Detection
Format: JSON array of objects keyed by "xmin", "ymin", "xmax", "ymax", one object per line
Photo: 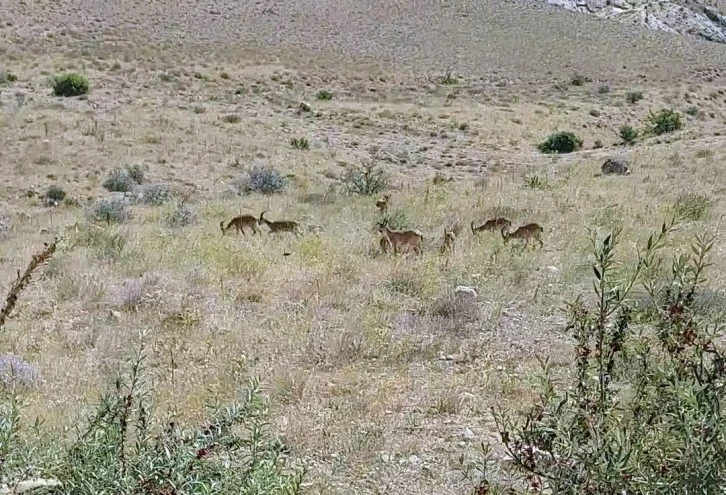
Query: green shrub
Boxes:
[
  {"xmin": 290, "ymin": 137, "xmax": 309, "ymax": 150},
  {"xmin": 71, "ymin": 223, "xmax": 127, "ymax": 260},
  {"xmin": 88, "ymin": 198, "xmax": 132, "ymax": 224},
  {"xmin": 166, "ymin": 201, "xmax": 197, "ymax": 228},
  {"xmin": 441, "ymin": 69, "xmax": 458, "ymax": 85},
  {"xmin": 626, "ymin": 91, "xmax": 644, "ymax": 104},
  {"xmin": 491, "ymin": 219, "xmax": 726, "ymax": 494},
  {"xmin": 570, "ymin": 73, "xmax": 591, "ymax": 86},
  {"xmin": 51, "ymin": 73, "xmax": 89, "ymax": 97},
  {"xmin": 376, "ymin": 209, "xmax": 410, "ymax": 231},
  {"xmin": 315, "ymin": 90, "xmax": 333, "ymax": 100},
  {"xmin": 619, "ymin": 124, "xmax": 638, "ymax": 144},
  {"xmin": 102, "ymin": 170, "xmax": 135, "ymax": 192},
  {"xmin": 343, "ymin": 164, "xmax": 388, "ymax": 196},
  {"xmin": 140, "ymin": 184, "xmax": 171, "ymax": 205},
  {"xmin": 648, "ymin": 108, "xmax": 683, "ymax": 135},
  {"xmin": 537, "ymin": 131, "xmax": 583, "ymax": 154},
  {"xmin": 685, "ymin": 105, "xmax": 699, "ymax": 116},
  {"xmin": 237, "ymin": 165, "xmax": 288, "ymax": 195},
  {"xmin": 125, "ymin": 164, "xmax": 145, "ymax": 184},
  {"xmin": 103, "ymin": 165, "xmax": 145, "ymax": 192},
  {"xmin": 42, "ymin": 185, "xmax": 66, "ymax": 206}
]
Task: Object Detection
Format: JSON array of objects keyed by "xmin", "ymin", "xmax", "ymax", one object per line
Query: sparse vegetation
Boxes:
[
  {"xmin": 685, "ymin": 105, "xmax": 699, "ymax": 116},
  {"xmin": 619, "ymin": 124, "xmax": 638, "ymax": 144},
  {"xmin": 237, "ymin": 165, "xmax": 288, "ymax": 195},
  {"xmin": 648, "ymin": 108, "xmax": 683, "ymax": 135},
  {"xmin": 51, "ymin": 72, "xmax": 90, "ymax": 97},
  {"xmin": 315, "ymin": 90, "xmax": 333, "ymax": 100},
  {"xmin": 222, "ymin": 113, "xmax": 241, "ymax": 123},
  {"xmin": 441, "ymin": 69, "xmax": 458, "ymax": 85},
  {"xmin": 537, "ymin": 131, "xmax": 583, "ymax": 154}
]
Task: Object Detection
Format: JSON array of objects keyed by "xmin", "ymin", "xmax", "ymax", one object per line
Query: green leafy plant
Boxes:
[
  {"xmin": 626, "ymin": 91, "xmax": 644, "ymax": 104},
  {"xmin": 538, "ymin": 131, "xmax": 583, "ymax": 154},
  {"xmin": 51, "ymin": 73, "xmax": 90, "ymax": 97},
  {"xmin": 343, "ymin": 163, "xmax": 389, "ymax": 196},
  {"xmin": 491, "ymin": 217, "xmax": 726, "ymax": 494},
  {"xmin": 290, "ymin": 137, "xmax": 309, "ymax": 150},
  {"xmin": 648, "ymin": 108, "xmax": 683, "ymax": 135},
  {"xmin": 315, "ymin": 90, "xmax": 333, "ymax": 100},
  {"xmin": 619, "ymin": 124, "xmax": 638, "ymax": 144}
]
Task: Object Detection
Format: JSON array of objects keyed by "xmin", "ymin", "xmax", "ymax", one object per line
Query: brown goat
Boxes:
[
  {"xmin": 379, "ymin": 223, "xmax": 424, "ymax": 256},
  {"xmin": 379, "ymin": 235, "xmax": 393, "ymax": 254},
  {"xmin": 220, "ymin": 214, "xmax": 261, "ymax": 236},
  {"xmin": 259, "ymin": 211, "xmax": 302, "ymax": 235},
  {"xmin": 439, "ymin": 227, "xmax": 456, "ymax": 256},
  {"xmin": 376, "ymin": 193, "xmax": 391, "ymax": 214},
  {"xmin": 471, "ymin": 217, "xmax": 512, "ymax": 235},
  {"xmin": 501, "ymin": 223, "xmax": 544, "ymax": 248}
]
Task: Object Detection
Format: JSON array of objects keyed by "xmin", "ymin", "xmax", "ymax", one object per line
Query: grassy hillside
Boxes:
[{"xmin": 1, "ymin": 2, "xmax": 725, "ymax": 493}]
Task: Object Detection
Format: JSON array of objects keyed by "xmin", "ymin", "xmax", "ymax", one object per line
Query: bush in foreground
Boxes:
[
  {"xmin": 487, "ymin": 217, "xmax": 726, "ymax": 494},
  {"xmin": 343, "ymin": 163, "xmax": 388, "ymax": 196},
  {"xmin": 51, "ymin": 73, "xmax": 90, "ymax": 97},
  {"xmin": 537, "ymin": 131, "xmax": 583, "ymax": 154},
  {"xmin": 1, "ymin": 346, "xmax": 305, "ymax": 494}
]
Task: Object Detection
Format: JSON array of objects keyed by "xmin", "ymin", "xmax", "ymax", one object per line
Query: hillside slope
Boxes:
[
  {"xmin": 546, "ymin": 0, "xmax": 726, "ymax": 43},
  {"xmin": 2, "ymin": 0, "xmax": 726, "ymax": 84}
]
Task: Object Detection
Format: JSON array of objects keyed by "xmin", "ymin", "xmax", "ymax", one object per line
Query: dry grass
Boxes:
[{"xmin": 1, "ymin": 2, "xmax": 725, "ymax": 493}]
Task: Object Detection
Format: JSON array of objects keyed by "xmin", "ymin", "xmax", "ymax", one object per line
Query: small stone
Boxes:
[{"xmin": 298, "ymin": 101, "xmax": 311, "ymax": 112}]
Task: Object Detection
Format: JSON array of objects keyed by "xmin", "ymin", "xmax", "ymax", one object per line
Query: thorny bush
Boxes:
[{"xmin": 488, "ymin": 216, "xmax": 726, "ymax": 494}]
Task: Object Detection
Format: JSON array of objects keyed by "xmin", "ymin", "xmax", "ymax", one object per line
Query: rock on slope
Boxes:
[{"xmin": 546, "ymin": 0, "xmax": 726, "ymax": 43}]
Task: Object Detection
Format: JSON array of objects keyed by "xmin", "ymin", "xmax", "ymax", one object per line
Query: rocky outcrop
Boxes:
[{"xmin": 545, "ymin": 0, "xmax": 726, "ymax": 44}]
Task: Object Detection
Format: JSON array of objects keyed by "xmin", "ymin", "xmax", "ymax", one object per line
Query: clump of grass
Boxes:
[
  {"xmin": 0, "ymin": 68, "xmax": 18, "ymax": 84},
  {"xmin": 673, "ymin": 193, "xmax": 712, "ymax": 221},
  {"xmin": 441, "ymin": 69, "xmax": 458, "ymax": 85},
  {"xmin": 315, "ymin": 90, "xmax": 333, "ymax": 100},
  {"xmin": 343, "ymin": 163, "xmax": 388, "ymax": 196},
  {"xmin": 42, "ymin": 185, "xmax": 66, "ymax": 207},
  {"xmin": 51, "ymin": 72, "xmax": 89, "ymax": 97},
  {"xmin": 685, "ymin": 105, "xmax": 699, "ymax": 116},
  {"xmin": 290, "ymin": 137, "xmax": 310, "ymax": 150},
  {"xmin": 0, "ymin": 354, "xmax": 40, "ymax": 391},
  {"xmin": 619, "ymin": 124, "xmax": 638, "ymax": 144},
  {"xmin": 236, "ymin": 165, "xmax": 288, "ymax": 195},
  {"xmin": 222, "ymin": 114, "xmax": 241, "ymax": 124},
  {"xmin": 102, "ymin": 170, "xmax": 135, "ymax": 192},
  {"xmin": 523, "ymin": 175, "xmax": 548, "ymax": 190},
  {"xmin": 71, "ymin": 224, "xmax": 127, "ymax": 260},
  {"xmin": 88, "ymin": 198, "xmax": 132, "ymax": 224},
  {"xmin": 626, "ymin": 90, "xmax": 644, "ymax": 104},
  {"xmin": 139, "ymin": 184, "xmax": 171, "ymax": 205},
  {"xmin": 647, "ymin": 108, "xmax": 683, "ymax": 135},
  {"xmin": 537, "ymin": 131, "xmax": 583, "ymax": 154},
  {"xmin": 165, "ymin": 200, "xmax": 197, "ymax": 228},
  {"xmin": 597, "ymin": 84, "xmax": 610, "ymax": 94},
  {"xmin": 102, "ymin": 165, "xmax": 145, "ymax": 192},
  {"xmin": 570, "ymin": 73, "xmax": 591, "ymax": 86}
]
